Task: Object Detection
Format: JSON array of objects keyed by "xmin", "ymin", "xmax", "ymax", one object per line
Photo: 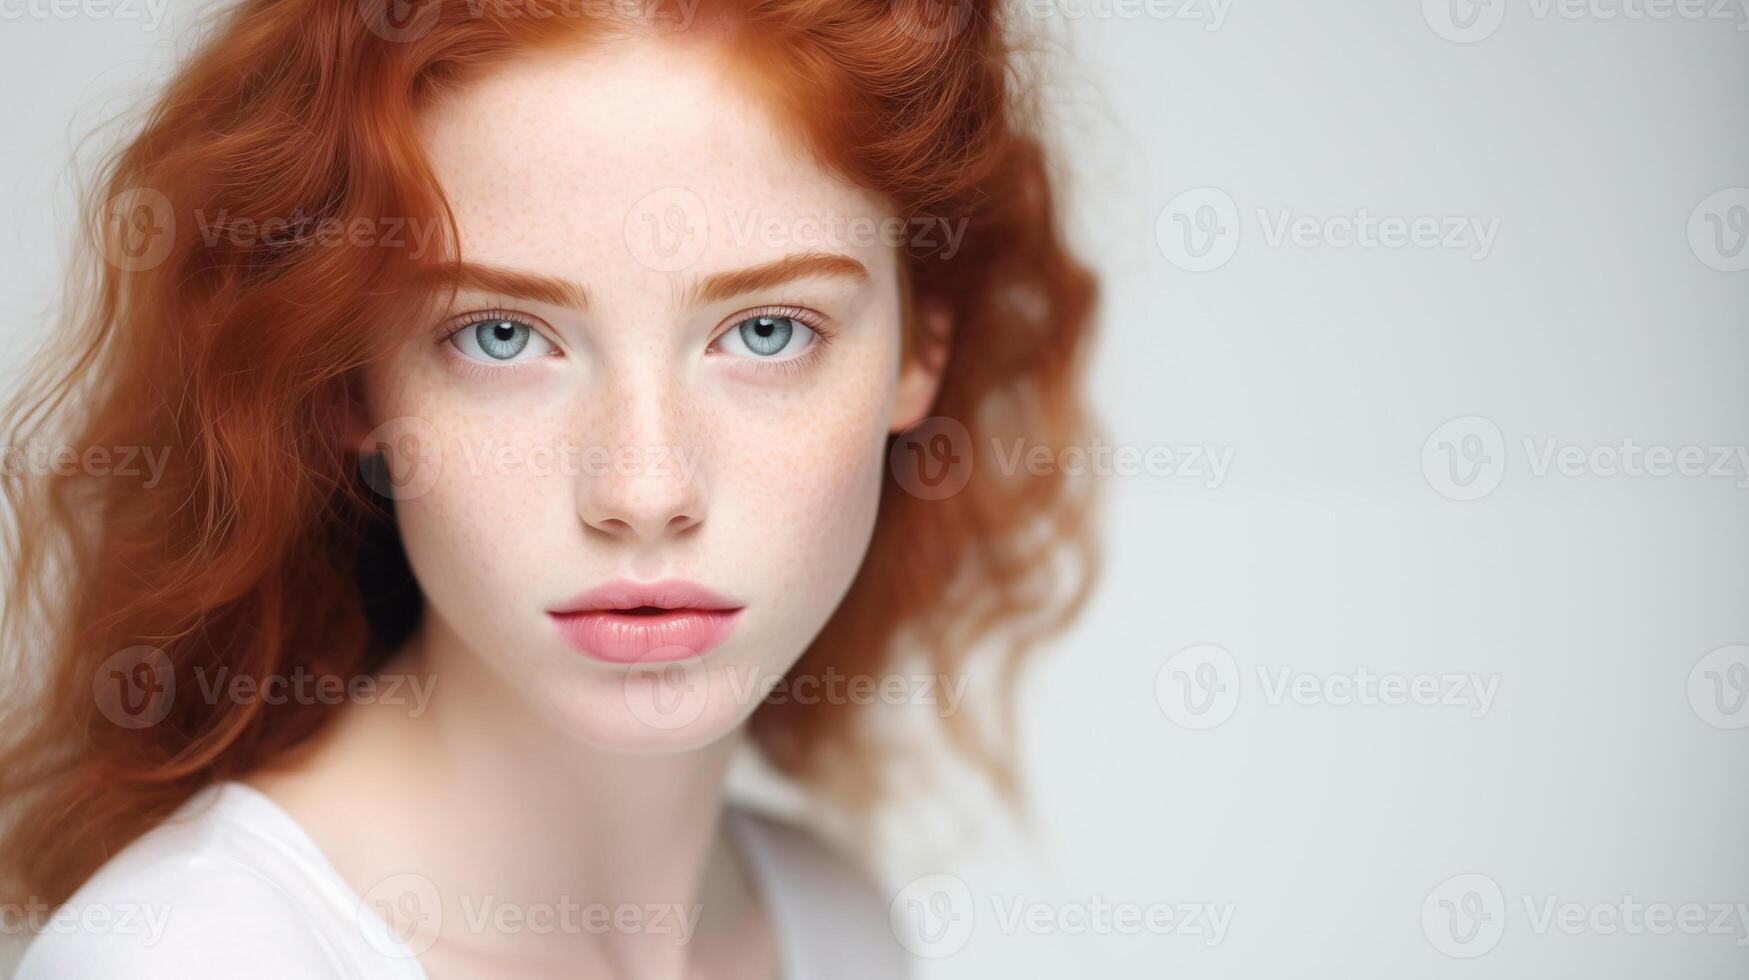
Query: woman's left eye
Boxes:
[
  {"xmin": 448, "ymin": 317, "xmax": 556, "ymax": 363},
  {"xmin": 714, "ymin": 315, "xmax": 818, "ymax": 362}
]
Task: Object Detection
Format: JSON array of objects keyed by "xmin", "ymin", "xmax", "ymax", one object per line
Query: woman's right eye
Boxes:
[{"xmin": 447, "ymin": 317, "xmax": 556, "ymax": 364}]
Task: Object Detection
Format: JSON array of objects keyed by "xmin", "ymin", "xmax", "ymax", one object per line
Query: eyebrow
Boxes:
[
  {"xmin": 677, "ymin": 251, "xmax": 869, "ymax": 308},
  {"xmin": 429, "ymin": 251, "xmax": 869, "ymax": 312},
  {"xmin": 431, "ymin": 262, "xmax": 589, "ymax": 310}
]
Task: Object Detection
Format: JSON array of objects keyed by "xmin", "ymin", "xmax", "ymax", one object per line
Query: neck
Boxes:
[{"xmin": 253, "ymin": 614, "xmax": 756, "ymax": 975}]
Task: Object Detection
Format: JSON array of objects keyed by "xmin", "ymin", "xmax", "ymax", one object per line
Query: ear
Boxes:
[{"xmin": 890, "ymin": 298, "xmax": 953, "ymax": 433}]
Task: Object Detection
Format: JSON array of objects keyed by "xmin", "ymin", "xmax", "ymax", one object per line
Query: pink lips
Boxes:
[{"xmin": 546, "ymin": 579, "xmax": 742, "ymax": 664}]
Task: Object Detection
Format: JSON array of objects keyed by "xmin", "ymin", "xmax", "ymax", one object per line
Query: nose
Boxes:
[{"xmin": 575, "ymin": 379, "xmax": 707, "ymax": 542}]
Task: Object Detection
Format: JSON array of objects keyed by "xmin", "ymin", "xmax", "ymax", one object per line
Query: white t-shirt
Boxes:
[{"xmin": 14, "ymin": 782, "xmax": 905, "ymax": 979}]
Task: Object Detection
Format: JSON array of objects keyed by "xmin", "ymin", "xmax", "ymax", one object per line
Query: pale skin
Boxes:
[{"xmin": 249, "ymin": 32, "xmax": 946, "ymax": 980}]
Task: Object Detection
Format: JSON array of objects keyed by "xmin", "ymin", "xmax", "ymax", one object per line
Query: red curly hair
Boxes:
[{"xmin": 0, "ymin": 0, "xmax": 1098, "ymax": 907}]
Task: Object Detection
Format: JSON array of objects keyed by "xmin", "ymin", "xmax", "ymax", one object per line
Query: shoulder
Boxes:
[
  {"xmin": 14, "ymin": 783, "xmax": 420, "ymax": 980},
  {"xmin": 725, "ymin": 808, "xmax": 910, "ymax": 979}
]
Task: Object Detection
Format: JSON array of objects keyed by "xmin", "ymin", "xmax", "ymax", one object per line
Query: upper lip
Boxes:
[{"xmin": 546, "ymin": 579, "xmax": 740, "ymax": 615}]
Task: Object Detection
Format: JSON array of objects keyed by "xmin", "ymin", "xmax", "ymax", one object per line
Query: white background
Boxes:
[{"xmin": 2, "ymin": 2, "xmax": 1746, "ymax": 978}]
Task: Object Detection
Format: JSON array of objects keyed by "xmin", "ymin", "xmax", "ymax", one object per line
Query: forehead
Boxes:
[{"xmin": 414, "ymin": 34, "xmax": 897, "ymax": 299}]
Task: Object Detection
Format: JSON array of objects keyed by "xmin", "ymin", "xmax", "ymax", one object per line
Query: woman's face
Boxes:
[{"xmin": 361, "ymin": 35, "xmax": 939, "ymax": 751}]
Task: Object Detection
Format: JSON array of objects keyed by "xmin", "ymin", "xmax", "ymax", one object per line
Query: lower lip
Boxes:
[{"xmin": 548, "ymin": 608, "xmax": 742, "ymax": 664}]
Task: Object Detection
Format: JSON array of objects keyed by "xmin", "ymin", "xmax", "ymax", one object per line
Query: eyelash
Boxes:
[
  {"xmin": 434, "ymin": 308, "xmax": 561, "ymax": 381},
  {"xmin": 707, "ymin": 305, "xmax": 835, "ymax": 377},
  {"xmin": 433, "ymin": 304, "xmax": 836, "ymax": 379}
]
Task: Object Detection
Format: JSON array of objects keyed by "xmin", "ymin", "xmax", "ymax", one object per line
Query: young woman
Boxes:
[{"xmin": 1, "ymin": 0, "xmax": 1097, "ymax": 976}]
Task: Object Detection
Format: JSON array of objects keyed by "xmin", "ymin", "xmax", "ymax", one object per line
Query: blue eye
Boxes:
[
  {"xmin": 716, "ymin": 315, "xmax": 817, "ymax": 361},
  {"xmin": 449, "ymin": 317, "xmax": 555, "ymax": 363}
]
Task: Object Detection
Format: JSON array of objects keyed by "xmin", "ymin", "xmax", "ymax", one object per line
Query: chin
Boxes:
[{"xmin": 524, "ymin": 643, "xmax": 791, "ymax": 755}]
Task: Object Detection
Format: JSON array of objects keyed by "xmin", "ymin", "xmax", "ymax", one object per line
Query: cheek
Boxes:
[
  {"xmin": 708, "ymin": 368, "xmax": 896, "ymax": 611},
  {"xmin": 360, "ymin": 357, "xmax": 568, "ymax": 637}
]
